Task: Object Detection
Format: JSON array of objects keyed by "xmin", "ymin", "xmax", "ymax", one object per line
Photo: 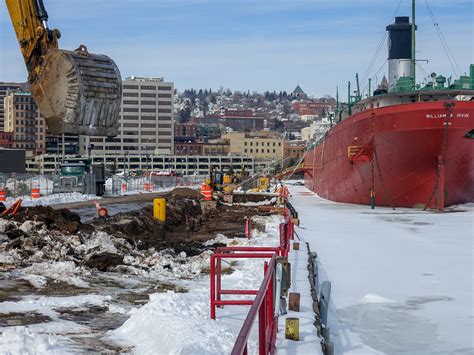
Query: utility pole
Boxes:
[{"xmin": 412, "ymin": 0, "xmax": 416, "ymax": 88}]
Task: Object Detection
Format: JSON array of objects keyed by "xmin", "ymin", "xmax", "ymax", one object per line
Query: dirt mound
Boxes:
[
  {"xmin": 168, "ymin": 187, "xmax": 201, "ymax": 199},
  {"xmin": 90, "ymin": 197, "xmax": 253, "ymax": 250},
  {"xmin": 0, "ymin": 195, "xmax": 271, "ymax": 274},
  {"xmin": 11, "ymin": 206, "xmax": 89, "ymax": 234}
]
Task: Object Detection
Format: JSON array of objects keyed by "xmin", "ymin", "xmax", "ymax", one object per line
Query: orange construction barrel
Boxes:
[
  {"xmin": 200, "ymin": 184, "xmax": 213, "ymax": 201},
  {"xmin": 0, "ymin": 188, "xmax": 6, "ymax": 202},
  {"xmin": 31, "ymin": 188, "xmax": 41, "ymax": 199}
]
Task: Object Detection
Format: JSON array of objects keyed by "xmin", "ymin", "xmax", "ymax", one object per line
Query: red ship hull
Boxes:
[{"xmin": 304, "ymin": 100, "xmax": 474, "ymax": 208}]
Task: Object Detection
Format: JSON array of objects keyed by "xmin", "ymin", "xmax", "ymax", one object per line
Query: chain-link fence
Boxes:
[
  {"xmin": 107, "ymin": 175, "xmax": 205, "ymax": 196},
  {"xmin": 0, "ymin": 174, "xmax": 56, "ymax": 199},
  {"xmin": 0, "ymin": 173, "xmax": 206, "ymax": 201}
]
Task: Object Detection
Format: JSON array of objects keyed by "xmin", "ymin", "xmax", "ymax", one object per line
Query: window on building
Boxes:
[
  {"xmin": 273, "ymin": 149, "xmax": 276, "ymax": 153},
  {"xmin": 273, "ymin": 142, "xmax": 275, "ymax": 146},
  {"xmin": 244, "ymin": 149, "xmax": 247, "ymax": 153},
  {"xmin": 278, "ymin": 142, "xmax": 281, "ymax": 146},
  {"xmin": 250, "ymin": 142, "xmax": 253, "ymax": 146},
  {"xmin": 250, "ymin": 149, "xmax": 253, "ymax": 153},
  {"xmin": 244, "ymin": 142, "xmax": 247, "ymax": 146},
  {"xmin": 255, "ymin": 149, "xmax": 258, "ymax": 153}
]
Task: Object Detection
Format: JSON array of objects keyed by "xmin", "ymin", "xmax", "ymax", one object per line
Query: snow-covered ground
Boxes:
[
  {"xmin": 289, "ymin": 185, "xmax": 474, "ymax": 355},
  {"xmin": 2, "ymin": 211, "xmax": 324, "ymax": 354},
  {"xmin": 108, "ymin": 215, "xmax": 288, "ymax": 354},
  {"xmin": 4, "ymin": 192, "xmax": 100, "ymax": 208}
]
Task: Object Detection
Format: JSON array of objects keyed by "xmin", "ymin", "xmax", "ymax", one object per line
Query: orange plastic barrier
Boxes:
[
  {"xmin": 0, "ymin": 188, "xmax": 6, "ymax": 202},
  {"xmin": 31, "ymin": 188, "xmax": 41, "ymax": 199},
  {"xmin": 200, "ymin": 184, "xmax": 213, "ymax": 201}
]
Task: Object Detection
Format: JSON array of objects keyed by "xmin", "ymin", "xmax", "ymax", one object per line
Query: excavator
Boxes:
[{"xmin": 5, "ymin": 0, "xmax": 122, "ymax": 136}]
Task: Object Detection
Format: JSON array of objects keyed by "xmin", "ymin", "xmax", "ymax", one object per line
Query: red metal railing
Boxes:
[
  {"xmin": 210, "ymin": 250, "xmax": 276, "ymax": 319},
  {"xmin": 231, "ymin": 255, "xmax": 277, "ymax": 355},
  {"xmin": 209, "ymin": 212, "xmax": 295, "ymax": 354}
]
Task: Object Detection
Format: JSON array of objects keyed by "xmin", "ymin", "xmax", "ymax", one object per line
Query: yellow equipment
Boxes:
[
  {"xmin": 153, "ymin": 198, "xmax": 166, "ymax": 222},
  {"xmin": 258, "ymin": 177, "xmax": 270, "ymax": 192},
  {"xmin": 6, "ymin": 0, "xmax": 122, "ymax": 136}
]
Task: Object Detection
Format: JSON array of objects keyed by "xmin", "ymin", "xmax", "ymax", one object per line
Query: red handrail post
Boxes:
[
  {"xmin": 210, "ymin": 254, "xmax": 216, "ymax": 319},
  {"xmin": 217, "ymin": 257, "xmax": 222, "ymax": 306},
  {"xmin": 258, "ymin": 295, "xmax": 266, "ymax": 354}
]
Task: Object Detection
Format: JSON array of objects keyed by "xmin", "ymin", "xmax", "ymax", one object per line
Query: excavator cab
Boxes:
[{"xmin": 6, "ymin": 0, "xmax": 121, "ymax": 137}]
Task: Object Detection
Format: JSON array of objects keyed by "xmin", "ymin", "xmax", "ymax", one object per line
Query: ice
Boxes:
[{"xmin": 288, "ymin": 185, "xmax": 474, "ymax": 354}]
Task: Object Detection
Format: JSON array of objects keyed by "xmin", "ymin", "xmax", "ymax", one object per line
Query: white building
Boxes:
[{"xmin": 81, "ymin": 76, "xmax": 174, "ymax": 157}]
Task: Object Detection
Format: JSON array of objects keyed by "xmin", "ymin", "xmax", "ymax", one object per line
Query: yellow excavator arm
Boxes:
[{"xmin": 5, "ymin": 0, "xmax": 122, "ymax": 136}]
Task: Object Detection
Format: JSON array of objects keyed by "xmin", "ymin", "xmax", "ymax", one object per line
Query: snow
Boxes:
[
  {"xmin": 0, "ymin": 295, "xmax": 112, "ymax": 316},
  {"xmin": 108, "ymin": 213, "xmax": 292, "ymax": 354},
  {"xmin": 289, "ymin": 185, "xmax": 474, "ymax": 355},
  {"xmin": 0, "ymin": 326, "xmax": 74, "ymax": 355},
  {"xmin": 109, "ymin": 291, "xmax": 236, "ymax": 355},
  {"xmin": 0, "ymin": 294, "xmax": 114, "ymax": 354},
  {"xmin": 4, "ymin": 192, "xmax": 99, "ymax": 208},
  {"xmin": 276, "ymin": 240, "xmax": 323, "ymax": 354}
]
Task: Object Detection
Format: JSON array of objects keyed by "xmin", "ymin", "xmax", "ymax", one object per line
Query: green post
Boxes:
[{"xmin": 371, "ymin": 190, "xmax": 375, "ymax": 209}]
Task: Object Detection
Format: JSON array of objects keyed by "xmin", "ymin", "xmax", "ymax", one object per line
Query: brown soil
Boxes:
[{"xmin": 91, "ymin": 198, "xmax": 262, "ymax": 251}]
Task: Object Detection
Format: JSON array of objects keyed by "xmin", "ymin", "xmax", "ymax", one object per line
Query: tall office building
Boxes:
[
  {"xmin": 4, "ymin": 91, "xmax": 47, "ymax": 154},
  {"xmin": 0, "ymin": 82, "xmax": 28, "ymax": 131},
  {"xmin": 82, "ymin": 77, "xmax": 174, "ymax": 156}
]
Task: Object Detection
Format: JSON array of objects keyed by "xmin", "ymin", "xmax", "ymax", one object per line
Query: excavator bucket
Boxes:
[{"xmin": 31, "ymin": 46, "xmax": 122, "ymax": 137}]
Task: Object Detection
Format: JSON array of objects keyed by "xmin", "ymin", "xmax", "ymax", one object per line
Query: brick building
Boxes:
[
  {"xmin": 220, "ymin": 109, "xmax": 265, "ymax": 132},
  {"xmin": 292, "ymin": 98, "xmax": 336, "ymax": 117},
  {"xmin": 0, "ymin": 131, "xmax": 13, "ymax": 149}
]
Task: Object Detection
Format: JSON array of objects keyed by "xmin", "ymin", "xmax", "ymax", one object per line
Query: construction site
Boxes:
[
  {"xmin": 1, "ymin": 172, "xmax": 320, "ymax": 353},
  {"xmin": 1, "ymin": 0, "xmax": 473, "ymax": 354}
]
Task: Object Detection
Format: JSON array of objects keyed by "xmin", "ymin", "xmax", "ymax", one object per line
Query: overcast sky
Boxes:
[{"xmin": 0, "ymin": 0, "xmax": 472, "ymax": 97}]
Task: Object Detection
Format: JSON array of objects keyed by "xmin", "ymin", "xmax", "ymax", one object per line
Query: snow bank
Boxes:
[
  {"xmin": 110, "ymin": 290, "xmax": 236, "ymax": 355},
  {"xmin": 4, "ymin": 192, "xmax": 99, "ymax": 208},
  {"xmin": 0, "ymin": 327, "xmax": 73, "ymax": 355}
]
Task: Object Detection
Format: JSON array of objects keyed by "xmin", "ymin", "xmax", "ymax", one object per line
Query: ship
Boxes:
[{"xmin": 304, "ymin": 4, "xmax": 474, "ymax": 209}]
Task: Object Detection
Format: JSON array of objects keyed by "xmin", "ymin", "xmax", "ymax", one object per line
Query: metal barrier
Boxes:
[
  {"xmin": 210, "ymin": 212, "xmax": 296, "ymax": 354},
  {"xmin": 210, "ymin": 250, "xmax": 276, "ymax": 319},
  {"xmin": 231, "ymin": 255, "xmax": 278, "ymax": 355}
]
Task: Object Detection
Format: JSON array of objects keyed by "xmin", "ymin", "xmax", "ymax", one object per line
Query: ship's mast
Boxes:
[{"xmin": 411, "ymin": 0, "xmax": 416, "ymax": 87}]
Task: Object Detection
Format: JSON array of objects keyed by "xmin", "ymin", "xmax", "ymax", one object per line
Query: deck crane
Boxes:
[{"xmin": 5, "ymin": 0, "xmax": 122, "ymax": 136}]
